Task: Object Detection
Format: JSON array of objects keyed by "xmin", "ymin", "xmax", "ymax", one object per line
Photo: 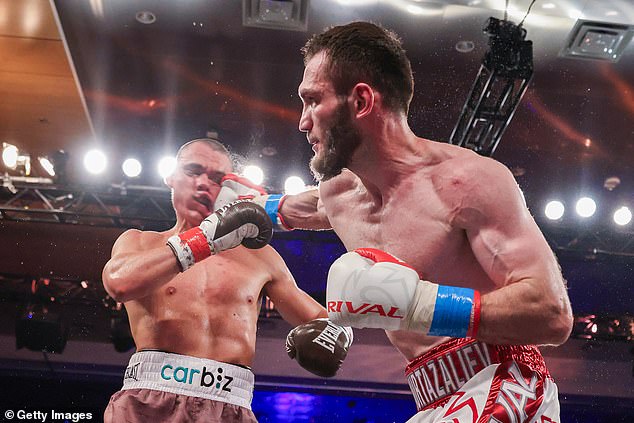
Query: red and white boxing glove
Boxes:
[
  {"xmin": 167, "ymin": 200, "xmax": 273, "ymax": 271},
  {"xmin": 214, "ymin": 173, "xmax": 293, "ymax": 231},
  {"xmin": 326, "ymin": 248, "xmax": 480, "ymax": 338}
]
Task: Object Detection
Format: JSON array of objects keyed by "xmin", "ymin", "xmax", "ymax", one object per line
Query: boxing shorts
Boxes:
[
  {"xmin": 405, "ymin": 338, "xmax": 560, "ymax": 422},
  {"xmin": 105, "ymin": 351, "xmax": 256, "ymax": 422}
]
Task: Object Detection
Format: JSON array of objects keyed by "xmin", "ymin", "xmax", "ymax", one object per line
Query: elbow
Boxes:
[
  {"xmin": 554, "ymin": 310, "xmax": 573, "ymax": 345},
  {"xmin": 544, "ymin": 301, "xmax": 573, "ymax": 346},
  {"xmin": 102, "ymin": 264, "xmax": 132, "ymax": 303}
]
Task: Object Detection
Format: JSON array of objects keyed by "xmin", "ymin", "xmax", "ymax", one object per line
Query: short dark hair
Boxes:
[
  {"xmin": 302, "ymin": 21, "xmax": 414, "ymax": 113},
  {"xmin": 177, "ymin": 138, "xmax": 239, "ymax": 171}
]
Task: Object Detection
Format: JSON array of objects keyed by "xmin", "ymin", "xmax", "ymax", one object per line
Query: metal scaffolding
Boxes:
[{"xmin": 0, "ymin": 175, "xmax": 175, "ymax": 231}]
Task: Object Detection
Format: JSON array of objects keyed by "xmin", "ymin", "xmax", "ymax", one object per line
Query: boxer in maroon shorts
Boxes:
[{"xmin": 102, "ymin": 139, "xmax": 352, "ymax": 422}]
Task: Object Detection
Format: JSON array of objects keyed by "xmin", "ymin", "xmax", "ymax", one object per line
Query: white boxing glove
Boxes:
[
  {"xmin": 214, "ymin": 173, "xmax": 293, "ymax": 231},
  {"xmin": 326, "ymin": 248, "xmax": 481, "ymax": 338},
  {"xmin": 214, "ymin": 173, "xmax": 268, "ymax": 210}
]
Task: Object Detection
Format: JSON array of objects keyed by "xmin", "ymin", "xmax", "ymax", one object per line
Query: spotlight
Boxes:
[
  {"xmin": 2, "ymin": 143, "xmax": 31, "ymax": 175},
  {"xmin": 544, "ymin": 200, "xmax": 565, "ymax": 220},
  {"xmin": 38, "ymin": 156, "xmax": 55, "ymax": 176},
  {"xmin": 158, "ymin": 156, "xmax": 176, "ymax": 178},
  {"xmin": 50, "ymin": 150, "xmax": 69, "ymax": 183},
  {"xmin": 575, "ymin": 197, "xmax": 596, "ymax": 218},
  {"xmin": 83, "ymin": 149, "xmax": 107, "ymax": 175},
  {"xmin": 613, "ymin": 206, "xmax": 632, "ymax": 226},
  {"xmin": 2, "ymin": 143, "xmax": 18, "ymax": 168},
  {"xmin": 243, "ymin": 165, "xmax": 264, "ymax": 186},
  {"xmin": 15, "ymin": 304, "xmax": 67, "ymax": 353},
  {"xmin": 284, "ymin": 176, "xmax": 306, "ymax": 195},
  {"xmin": 122, "ymin": 158, "xmax": 142, "ymax": 178}
]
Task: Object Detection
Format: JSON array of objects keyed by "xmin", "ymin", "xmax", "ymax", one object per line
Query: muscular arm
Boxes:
[
  {"xmin": 102, "ymin": 230, "xmax": 180, "ymax": 302},
  {"xmin": 279, "ymin": 188, "xmax": 331, "ymax": 230},
  {"xmin": 449, "ymin": 157, "xmax": 573, "ymax": 345},
  {"xmin": 263, "ymin": 249, "xmax": 327, "ymax": 327}
]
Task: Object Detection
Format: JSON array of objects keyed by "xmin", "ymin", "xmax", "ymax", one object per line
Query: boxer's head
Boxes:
[
  {"xmin": 299, "ymin": 22, "xmax": 414, "ymax": 181},
  {"xmin": 166, "ymin": 138, "xmax": 234, "ymax": 225},
  {"xmin": 302, "ymin": 21, "xmax": 414, "ymax": 115}
]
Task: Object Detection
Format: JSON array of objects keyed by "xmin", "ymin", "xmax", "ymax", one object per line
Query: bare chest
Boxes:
[
  {"xmin": 324, "ymin": 181, "xmax": 481, "ymax": 284},
  {"xmin": 157, "ymin": 250, "xmax": 267, "ymax": 310}
]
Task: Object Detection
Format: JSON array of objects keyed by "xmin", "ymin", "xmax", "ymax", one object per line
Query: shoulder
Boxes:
[
  {"xmin": 318, "ymin": 169, "xmax": 360, "ymax": 198},
  {"xmin": 248, "ymin": 244, "xmax": 287, "ymax": 269},
  {"xmin": 248, "ymin": 245, "xmax": 295, "ymax": 282},
  {"xmin": 434, "ymin": 150, "xmax": 515, "ymax": 192},
  {"xmin": 112, "ymin": 228, "xmax": 165, "ymax": 254},
  {"xmin": 431, "ymin": 150, "xmax": 523, "ymax": 226}
]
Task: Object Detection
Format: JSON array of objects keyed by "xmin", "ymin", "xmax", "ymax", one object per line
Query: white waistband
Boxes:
[{"xmin": 121, "ymin": 351, "xmax": 254, "ymax": 410}]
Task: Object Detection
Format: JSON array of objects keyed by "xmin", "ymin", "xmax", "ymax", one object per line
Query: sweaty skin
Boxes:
[
  {"xmin": 281, "ymin": 51, "xmax": 573, "ymax": 361},
  {"xmin": 102, "ymin": 142, "xmax": 325, "ymax": 367}
]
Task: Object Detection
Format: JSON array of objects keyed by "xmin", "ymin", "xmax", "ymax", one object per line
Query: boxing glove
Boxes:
[
  {"xmin": 286, "ymin": 318, "xmax": 353, "ymax": 378},
  {"xmin": 214, "ymin": 173, "xmax": 293, "ymax": 230},
  {"xmin": 326, "ymin": 248, "xmax": 480, "ymax": 338},
  {"xmin": 167, "ymin": 200, "xmax": 273, "ymax": 271}
]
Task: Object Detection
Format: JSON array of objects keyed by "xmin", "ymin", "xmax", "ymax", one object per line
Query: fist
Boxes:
[
  {"xmin": 214, "ymin": 173, "xmax": 267, "ymax": 211},
  {"xmin": 286, "ymin": 318, "xmax": 353, "ymax": 378}
]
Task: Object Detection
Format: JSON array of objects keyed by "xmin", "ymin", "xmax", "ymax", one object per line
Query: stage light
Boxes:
[
  {"xmin": 572, "ymin": 314, "xmax": 633, "ymax": 341},
  {"xmin": 544, "ymin": 200, "xmax": 565, "ymax": 220},
  {"xmin": 575, "ymin": 197, "xmax": 596, "ymax": 218},
  {"xmin": 2, "ymin": 143, "xmax": 31, "ymax": 175},
  {"xmin": 122, "ymin": 158, "xmax": 142, "ymax": 178},
  {"xmin": 158, "ymin": 156, "xmax": 176, "ymax": 178},
  {"xmin": 2, "ymin": 143, "xmax": 18, "ymax": 168},
  {"xmin": 38, "ymin": 157, "xmax": 55, "ymax": 176},
  {"xmin": 83, "ymin": 149, "xmax": 107, "ymax": 175},
  {"xmin": 243, "ymin": 165, "xmax": 264, "ymax": 185},
  {"xmin": 284, "ymin": 176, "xmax": 306, "ymax": 195},
  {"xmin": 613, "ymin": 206, "xmax": 632, "ymax": 226}
]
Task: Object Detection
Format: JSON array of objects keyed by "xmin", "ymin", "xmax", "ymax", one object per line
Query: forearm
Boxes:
[
  {"xmin": 279, "ymin": 190, "xmax": 331, "ymax": 230},
  {"xmin": 477, "ymin": 280, "xmax": 573, "ymax": 345},
  {"xmin": 102, "ymin": 247, "xmax": 180, "ymax": 302}
]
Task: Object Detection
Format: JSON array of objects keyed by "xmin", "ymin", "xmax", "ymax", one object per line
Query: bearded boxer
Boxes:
[
  {"xmin": 224, "ymin": 22, "xmax": 573, "ymax": 422},
  {"xmin": 101, "ymin": 138, "xmax": 352, "ymax": 423}
]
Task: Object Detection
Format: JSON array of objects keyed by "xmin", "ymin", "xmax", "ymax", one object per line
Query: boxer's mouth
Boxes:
[
  {"xmin": 194, "ymin": 195, "xmax": 213, "ymax": 212},
  {"xmin": 308, "ymin": 136, "xmax": 320, "ymax": 152}
]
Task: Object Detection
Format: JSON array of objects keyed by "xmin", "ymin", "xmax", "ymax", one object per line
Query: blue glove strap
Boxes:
[
  {"xmin": 428, "ymin": 285, "xmax": 475, "ymax": 338},
  {"xmin": 265, "ymin": 194, "xmax": 283, "ymax": 224}
]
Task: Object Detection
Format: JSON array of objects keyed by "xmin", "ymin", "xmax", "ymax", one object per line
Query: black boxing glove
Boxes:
[
  {"xmin": 167, "ymin": 200, "xmax": 273, "ymax": 271},
  {"xmin": 286, "ymin": 318, "xmax": 353, "ymax": 378}
]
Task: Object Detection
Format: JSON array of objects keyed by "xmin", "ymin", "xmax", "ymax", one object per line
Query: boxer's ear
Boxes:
[
  {"xmin": 351, "ymin": 83, "xmax": 374, "ymax": 119},
  {"xmin": 164, "ymin": 173, "xmax": 174, "ymax": 188}
]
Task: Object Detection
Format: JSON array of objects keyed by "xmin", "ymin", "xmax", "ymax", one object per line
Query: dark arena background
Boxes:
[{"xmin": 1, "ymin": 1, "xmax": 633, "ymax": 422}]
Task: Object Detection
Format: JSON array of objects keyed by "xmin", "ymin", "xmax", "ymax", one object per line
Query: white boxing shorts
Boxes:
[{"xmin": 405, "ymin": 338, "xmax": 560, "ymax": 423}]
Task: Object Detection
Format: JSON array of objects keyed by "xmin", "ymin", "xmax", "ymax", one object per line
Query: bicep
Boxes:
[
  {"xmin": 458, "ymin": 164, "xmax": 562, "ymax": 291},
  {"xmin": 467, "ymin": 205, "xmax": 560, "ymax": 290},
  {"xmin": 282, "ymin": 188, "xmax": 331, "ymax": 230},
  {"xmin": 264, "ymin": 256, "xmax": 326, "ymax": 326}
]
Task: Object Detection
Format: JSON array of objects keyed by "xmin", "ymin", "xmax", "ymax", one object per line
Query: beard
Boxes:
[{"xmin": 310, "ymin": 102, "xmax": 362, "ymax": 182}]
